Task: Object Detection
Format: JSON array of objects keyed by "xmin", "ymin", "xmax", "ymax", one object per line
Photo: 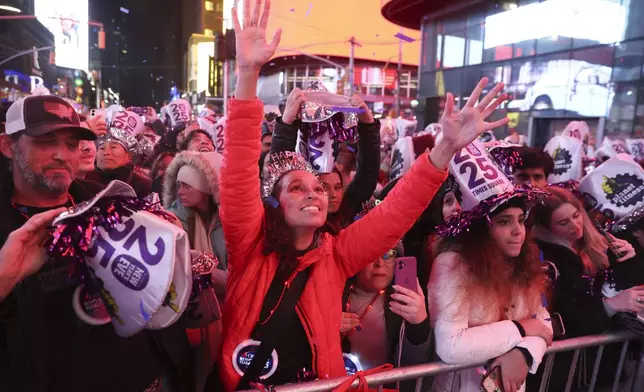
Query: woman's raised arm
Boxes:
[{"xmin": 219, "ymin": 0, "xmax": 282, "ymax": 268}]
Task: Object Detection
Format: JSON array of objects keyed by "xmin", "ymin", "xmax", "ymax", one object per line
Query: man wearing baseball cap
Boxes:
[{"xmin": 0, "ymin": 96, "xmax": 191, "ymax": 392}]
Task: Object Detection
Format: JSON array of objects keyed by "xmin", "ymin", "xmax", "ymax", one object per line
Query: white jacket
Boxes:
[{"xmin": 427, "ymin": 251, "xmax": 551, "ymax": 392}]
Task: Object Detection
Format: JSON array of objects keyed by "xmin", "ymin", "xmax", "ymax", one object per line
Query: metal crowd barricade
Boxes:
[{"xmin": 264, "ymin": 331, "xmax": 643, "ymax": 392}]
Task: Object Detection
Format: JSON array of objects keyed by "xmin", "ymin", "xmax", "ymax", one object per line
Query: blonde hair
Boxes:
[{"xmin": 534, "ymin": 186, "xmax": 609, "ymax": 274}]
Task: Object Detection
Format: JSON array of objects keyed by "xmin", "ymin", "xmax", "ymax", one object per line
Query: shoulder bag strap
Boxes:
[{"xmin": 236, "ymin": 267, "xmax": 311, "ymax": 390}]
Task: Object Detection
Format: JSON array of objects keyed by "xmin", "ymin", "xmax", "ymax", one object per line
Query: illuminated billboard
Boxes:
[
  {"xmin": 223, "ymin": 0, "xmax": 420, "ymax": 65},
  {"xmin": 484, "ymin": 0, "xmax": 626, "ymax": 49},
  {"xmin": 35, "ymin": 0, "xmax": 89, "ymax": 71}
]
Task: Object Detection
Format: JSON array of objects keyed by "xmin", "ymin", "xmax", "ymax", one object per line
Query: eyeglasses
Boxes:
[{"xmin": 380, "ymin": 250, "xmax": 397, "ymax": 264}]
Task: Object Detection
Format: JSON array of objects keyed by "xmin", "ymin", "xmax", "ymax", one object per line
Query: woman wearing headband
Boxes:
[{"xmin": 216, "ymin": 1, "xmax": 509, "ymax": 389}]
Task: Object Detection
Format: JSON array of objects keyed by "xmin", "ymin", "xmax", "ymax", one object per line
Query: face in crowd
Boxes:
[
  {"xmin": 277, "ymin": 170, "xmax": 329, "ymax": 230},
  {"xmin": 441, "ymin": 191, "xmax": 461, "ymax": 221},
  {"xmin": 488, "ymin": 207, "xmax": 526, "ymax": 258},
  {"xmin": 177, "ymin": 181, "xmax": 209, "ymax": 209},
  {"xmin": 261, "ymin": 134, "xmax": 272, "ymax": 152},
  {"xmin": 356, "ymin": 249, "xmax": 397, "ymax": 292},
  {"xmin": 186, "ymin": 131, "xmax": 215, "ymax": 153},
  {"xmin": 319, "ymin": 172, "xmax": 343, "ymax": 214},
  {"xmin": 156, "ymin": 154, "xmax": 174, "ymax": 178},
  {"xmin": 2, "ymin": 130, "xmax": 81, "ymax": 195},
  {"xmin": 549, "ymin": 202, "xmax": 584, "ymax": 243},
  {"xmin": 97, "ymin": 141, "xmax": 130, "ymax": 170},
  {"xmin": 78, "ymin": 140, "xmax": 97, "ymax": 174},
  {"xmin": 514, "ymin": 167, "xmax": 547, "ymax": 189}
]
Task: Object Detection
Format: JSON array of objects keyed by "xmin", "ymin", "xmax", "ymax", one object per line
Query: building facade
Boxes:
[{"xmin": 383, "ymin": 0, "xmax": 644, "ymax": 147}]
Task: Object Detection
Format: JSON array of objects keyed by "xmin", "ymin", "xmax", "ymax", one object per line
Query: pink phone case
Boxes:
[{"xmin": 394, "ymin": 257, "xmax": 417, "ymax": 292}]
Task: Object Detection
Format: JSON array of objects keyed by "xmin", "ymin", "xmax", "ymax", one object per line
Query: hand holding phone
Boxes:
[
  {"xmin": 488, "ymin": 349, "xmax": 529, "ymax": 392},
  {"xmin": 481, "ymin": 366, "xmax": 504, "ymax": 392},
  {"xmin": 391, "ymin": 258, "xmax": 427, "ymax": 325}
]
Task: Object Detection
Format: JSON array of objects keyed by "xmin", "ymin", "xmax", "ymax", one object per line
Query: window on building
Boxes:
[
  {"xmin": 204, "ymin": 29, "xmax": 214, "ymax": 37},
  {"xmin": 465, "ymin": 23, "xmax": 483, "ymax": 65},
  {"xmin": 205, "ymin": 1, "xmax": 214, "ymax": 11},
  {"xmin": 607, "ymin": 82, "xmax": 637, "ymax": 135},
  {"xmin": 613, "ymin": 40, "xmax": 644, "ymax": 82}
]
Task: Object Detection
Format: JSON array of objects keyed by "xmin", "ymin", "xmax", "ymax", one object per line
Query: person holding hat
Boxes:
[
  {"xmin": 271, "ymin": 86, "xmax": 381, "ymax": 233},
  {"xmin": 215, "ymin": 0, "xmax": 509, "ymax": 389},
  {"xmin": 87, "ymin": 129, "xmax": 153, "ymax": 197},
  {"xmin": 428, "ymin": 141, "xmax": 552, "ymax": 392},
  {"xmin": 0, "ymin": 95, "xmax": 192, "ymax": 392}
]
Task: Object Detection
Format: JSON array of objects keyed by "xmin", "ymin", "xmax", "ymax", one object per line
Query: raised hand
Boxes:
[
  {"xmin": 232, "ymin": 0, "xmax": 282, "ymax": 71},
  {"xmin": 350, "ymin": 94, "xmax": 374, "ymax": 124},
  {"xmin": 439, "ymin": 77, "xmax": 509, "ymax": 152},
  {"xmin": 282, "ymin": 88, "xmax": 307, "ymax": 125}
]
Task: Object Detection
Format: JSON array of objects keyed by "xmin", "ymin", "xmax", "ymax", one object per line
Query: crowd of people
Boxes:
[{"xmin": 1, "ymin": 1, "xmax": 644, "ymax": 392}]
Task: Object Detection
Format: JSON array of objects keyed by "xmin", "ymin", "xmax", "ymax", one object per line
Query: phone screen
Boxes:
[
  {"xmin": 481, "ymin": 366, "xmax": 503, "ymax": 392},
  {"xmin": 551, "ymin": 312, "xmax": 566, "ymax": 338},
  {"xmin": 394, "ymin": 257, "xmax": 417, "ymax": 292}
]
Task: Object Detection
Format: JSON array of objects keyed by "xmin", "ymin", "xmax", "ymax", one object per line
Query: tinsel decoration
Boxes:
[
  {"xmin": 437, "ymin": 185, "xmax": 549, "ymax": 237},
  {"xmin": 611, "ymin": 204, "xmax": 644, "ymax": 233},
  {"xmin": 485, "ymin": 141, "xmax": 522, "ymax": 171},
  {"xmin": 301, "ymin": 112, "xmax": 358, "ymax": 143},
  {"xmin": 47, "ymin": 196, "xmax": 173, "ymax": 271},
  {"xmin": 261, "ymin": 151, "xmax": 318, "ymax": 200},
  {"xmin": 549, "ymin": 180, "xmax": 581, "ymax": 197},
  {"xmin": 189, "ymin": 251, "xmax": 218, "ymax": 299},
  {"xmin": 299, "ymin": 80, "xmax": 360, "ymax": 143},
  {"xmin": 97, "ymin": 127, "xmax": 141, "ymax": 156}
]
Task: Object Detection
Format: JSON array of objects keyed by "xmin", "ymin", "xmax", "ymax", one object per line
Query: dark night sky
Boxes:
[{"xmin": 90, "ymin": 0, "xmax": 183, "ymax": 108}]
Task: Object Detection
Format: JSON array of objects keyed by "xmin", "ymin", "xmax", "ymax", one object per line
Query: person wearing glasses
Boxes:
[{"xmin": 341, "ymin": 239, "xmax": 430, "ymax": 373}]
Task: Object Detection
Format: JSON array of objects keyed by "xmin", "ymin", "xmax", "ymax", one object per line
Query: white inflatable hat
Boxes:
[
  {"xmin": 579, "ymin": 156, "xmax": 644, "ymax": 221},
  {"xmin": 544, "ymin": 135, "xmax": 584, "ymax": 183}
]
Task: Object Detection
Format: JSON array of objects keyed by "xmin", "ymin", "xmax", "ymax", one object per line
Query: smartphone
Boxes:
[
  {"xmin": 481, "ymin": 366, "xmax": 504, "ymax": 392},
  {"xmin": 394, "ymin": 257, "xmax": 417, "ymax": 292},
  {"xmin": 551, "ymin": 312, "xmax": 566, "ymax": 338}
]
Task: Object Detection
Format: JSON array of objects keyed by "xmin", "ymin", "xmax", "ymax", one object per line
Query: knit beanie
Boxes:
[{"xmin": 177, "ymin": 165, "xmax": 211, "ymax": 194}]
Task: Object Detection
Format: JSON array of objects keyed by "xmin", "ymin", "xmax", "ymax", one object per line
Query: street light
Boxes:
[{"xmin": 0, "ymin": 5, "xmax": 21, "ymax": 13}]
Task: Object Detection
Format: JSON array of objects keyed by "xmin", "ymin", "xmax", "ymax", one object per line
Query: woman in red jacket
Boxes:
[{"xmin": 217, "ymin": 1, "xmax": 510, "ymax": 390}]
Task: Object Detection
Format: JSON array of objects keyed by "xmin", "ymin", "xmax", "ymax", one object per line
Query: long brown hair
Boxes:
[
  {"xmin": 437, "ymin": 199, "xmax": 544, "ymax": 304},
  {"xmin": 533, "ymin": 186, "xmax": 609, "ymax": 274}
]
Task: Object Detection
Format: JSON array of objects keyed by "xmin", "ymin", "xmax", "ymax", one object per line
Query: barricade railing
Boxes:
[{"xmin": 262, "ymin": 330, "xmax": 643, "ymax": 392}]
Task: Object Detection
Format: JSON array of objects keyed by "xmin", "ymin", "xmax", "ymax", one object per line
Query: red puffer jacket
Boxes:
[{"xmin": 219, "ymin": 98, "xmax": 447, "ymax": 391}]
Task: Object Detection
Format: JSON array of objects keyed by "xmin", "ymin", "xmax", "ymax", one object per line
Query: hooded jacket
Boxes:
[
  {"xmin": 163, "ymin": 151, "xmax": 228, "ymax": 301},
  {"xmin": 218, "ymin": 98, "xmax": 447, "ymax": 391}
]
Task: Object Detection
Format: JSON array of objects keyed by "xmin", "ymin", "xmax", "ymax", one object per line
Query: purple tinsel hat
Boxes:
[
  {"xmin": 299, "ymin": 81, "xmax": 359, "ymax": 143},
  {"xmin": 437, "ymin": 139, "xmax": 547, "ymax": 236},
  {"xmin": 485, "ymin": 140, "xmax": 522, "ymax": 180}
]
